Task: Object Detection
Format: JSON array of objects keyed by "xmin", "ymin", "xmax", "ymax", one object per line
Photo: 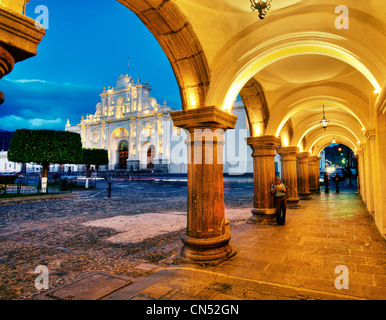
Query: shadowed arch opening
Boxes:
[
  {"xmin": 312, "ymin": 135, "xmax": 358, "ymax": 157},
  {"xmin": 271, "ymin": 100, "xmax": 366, "ymax": 138},
  {"xmin": 117, "ymin": 0, "xmax": 210, "ymax": 110},
  {"xmin": 239, "ymin": 78, "xmax": 269, "ymax": 137}
]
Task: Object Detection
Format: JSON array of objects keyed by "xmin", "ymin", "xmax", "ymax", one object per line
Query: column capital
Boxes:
[
  {"xmin": 247, "ymin": 135, "xmax": 281, "ymax": 147},
  {"xmin": 297, "ymin": 151, "xmax": 310, "ymax": 161},
  {"xmin": 309, "ymin": 155, "xmax": 321, "ymax": 162},
  {"xmin": 247, "ymin": 135, "xmax": 280, "ymax": 157},
  {"xmin": 170, "ymin": 106, "xmax": 238, "ymax": 130},
  {"xmin": 0, "ymin": 5, "xmax": 45, "ymax": 62},
  {"xmin": 0, "ymin": 5, "xmax": 45, "ymax": 104},
  {"xmin": 365, "ymin": 130, "xmax": 376, "ymax": 142},
  {"xmin": 277, "ymin": 146, "xmax": 299, "ymax": 160}
]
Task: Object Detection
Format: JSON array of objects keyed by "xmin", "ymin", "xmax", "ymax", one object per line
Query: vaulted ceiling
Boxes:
[{"xmin": 110, "ymin": 1, "xmax": 386, "ymax": 154}]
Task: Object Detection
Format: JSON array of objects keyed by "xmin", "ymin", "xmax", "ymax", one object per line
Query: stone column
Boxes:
[
  {"xmin": 365, "ymin": 131, "xmax": 375, "ymax": 215},
  {"xmin": 297, "ymin": 152, "xmax": 312, "ymax": 200},
  {"xmin": 316, "ymin": 156, "xmax": 321, "ymax": 193},
  {"xmin": 277, "ymin": 146, "xmax": 300, "ymax": 208},
  {"xmin": 0, "ymin": 4, "xmax": 45, "ymax": 103},
  {"xmin": 355, "ymin": 152, "xmax": 361, "ymax": 195},
  {"xmin": 308, "ymin": 156, "xmax": 320, "ymax": 194},
  {"xmin": 170, "ymin": 106, "xmax": 238, "ymax": 265},
  {"xmin": 359, "ymin": 144, "xmax": 367, "ymax": 203},
  {"xmin": 247, "ymin": 135, "xmax": 281, "ymax": 223}
]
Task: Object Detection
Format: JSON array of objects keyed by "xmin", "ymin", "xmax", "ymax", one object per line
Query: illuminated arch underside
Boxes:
[{"xmin": 217, "ymin": 42, "xmax": 381, "ymax": 113}]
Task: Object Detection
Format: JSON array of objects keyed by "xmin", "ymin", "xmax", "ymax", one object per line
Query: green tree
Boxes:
[
  {"xmin": 81, "ymin": 148, "xmax": 109, "ymax": 188},
  {"xmin": 8, "ymin": 129, "xmax": 82, "ymax": 192}
]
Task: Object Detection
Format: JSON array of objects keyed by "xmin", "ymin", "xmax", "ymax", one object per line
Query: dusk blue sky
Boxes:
[{"xmin": 0, "ymin": 0, "xmax": 181, "ymax": 131}]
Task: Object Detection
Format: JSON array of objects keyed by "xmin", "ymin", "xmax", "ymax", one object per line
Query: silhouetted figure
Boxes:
[
  {"xmin": 346, "ymin": 166, "xmax": 352, "ymax": 186},
  {"xmin": 324, "ymin": 172, "xmax": 329, "ymax": 193},
  {"xmin": 333, "ymin": 172, "xmax": 340, "ymax": 193}
]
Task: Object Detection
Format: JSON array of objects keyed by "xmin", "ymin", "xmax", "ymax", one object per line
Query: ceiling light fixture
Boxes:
[
  {"xmin": 320, "ymin": 104, "xmax": 329, "ymax": 130},
  {"xmin": 250, "ymin": 0, "xmax": 272, "ymax": 19}
]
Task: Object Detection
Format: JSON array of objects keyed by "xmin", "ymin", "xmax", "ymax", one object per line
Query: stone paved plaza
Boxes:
[
  {"xmin": 0, "ymin": 177, "xmax": 252, "ymax": 300},
  {"xmin": 0, "ymin": 177, "xmax": 385, "ymax": 300}
]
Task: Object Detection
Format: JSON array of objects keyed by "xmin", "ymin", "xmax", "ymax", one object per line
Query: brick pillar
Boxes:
[
  {"xmin": 297, "ymin": 152, "xmax": 312, "ymax": 200},
  {"xmin": 247, "ymin": 135, "xmax": 281, "ymax": 223},
  {"xmin": 277, "ymin": 146, "xmax": 300, "ymax": 208},
  {"xmin": 170, "ymin": 106, "xmax": 237, "ymax": 265}
]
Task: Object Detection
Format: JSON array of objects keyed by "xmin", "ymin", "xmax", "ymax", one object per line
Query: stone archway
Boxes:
[
  {"xmin": 4, "ymin": 0, "xmax": 385, "ymax": 263},
  {"xmin": 139, "ymin": 141, "xmax": 155, "ymax": 170},
  {"xmin": 146, "ymin": 145, "xmax": 155, "ymax": 169},
  {"xmin": 110, "ymin": 127, "xmax": 129, "ymax": 168},
  {"xmin": 117, "ymin": 0, "xmax": 210, "ymax": 111},
  {"xmin": 239, "ymin": 77, "xmax": 269, "ymax": 137}
]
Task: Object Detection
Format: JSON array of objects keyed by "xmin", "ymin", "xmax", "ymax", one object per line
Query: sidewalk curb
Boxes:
[{"xmin": 0, "ymin": 192, "xmax": 80, "ymax": 205}]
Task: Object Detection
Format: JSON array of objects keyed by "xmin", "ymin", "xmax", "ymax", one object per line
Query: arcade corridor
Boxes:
[
  {"xmin": 106, "ymin": 189, "xmax": 386, "ymax": 300},
  {"xmin": 1, "ymin": 0, "xmax": 385, "ymax": 301}
]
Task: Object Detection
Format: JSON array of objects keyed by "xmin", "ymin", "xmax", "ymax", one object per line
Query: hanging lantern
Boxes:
[
  {"xmin": 250, "ymin": 0, "xmax": 272, "ymax": 19},
  {"xmin": 320, "ymin": 104, "xmax": 329, "ymax": 130}
]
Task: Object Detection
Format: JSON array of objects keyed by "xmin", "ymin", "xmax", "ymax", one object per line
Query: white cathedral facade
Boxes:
[{"xmin": 65, "ymin": 73, "xmax": 257, "ymax": 174}]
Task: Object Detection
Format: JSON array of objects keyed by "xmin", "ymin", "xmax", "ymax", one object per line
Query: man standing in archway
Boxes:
[
  {"xmin": 324, "ymin": 171, "xmax": 329, "ymax": 193},
  {"xmin": 271, "ymin": 176, "xmax": 287, "ymax": 225}
]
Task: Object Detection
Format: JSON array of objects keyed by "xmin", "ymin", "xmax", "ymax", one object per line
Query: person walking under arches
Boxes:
[
  {"xmin": 271, "ymin": 176, "xmax": 287, "ymax": 225},
  {"xmin": 333, "ymin": 172, "xmax": 340, "ymax": 193},
  {"xmin": 324, "ymin": 171, "xmax": 329, "ymax": 193}
]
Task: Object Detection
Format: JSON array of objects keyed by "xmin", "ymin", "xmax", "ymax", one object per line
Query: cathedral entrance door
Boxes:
[
  {"xmin": 118, "ymin": 141, "xmax": 128, "ymax": 169},
  {"xmin": 147, "ymin": 146, "xmax": 155, "ymax": 169}
]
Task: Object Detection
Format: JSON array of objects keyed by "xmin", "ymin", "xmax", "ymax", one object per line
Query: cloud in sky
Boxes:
[
  {"xmin": 0, "ymin": 76, "xmax": 181, "ymax": 132},
  {"xmin": 0, "ymin": 115, "xmax": 63, "ymax": 131},
  {"xmin": 0, "ymin": 77, "xmax": 101, "ymax": 131},
  {"xmin": 0, "ymin": 0, "xmax": 182, "ymax": 132}
]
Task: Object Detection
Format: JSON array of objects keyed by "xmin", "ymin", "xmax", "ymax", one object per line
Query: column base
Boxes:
[
  {"xmin": 248, "ymin": 207, "xmax": 277, "ymax": 224},
  {"xmin": 299, "ymin": 192, "xmax": 312, "ymax": 200},
  {"xmin": 287, "ymin": 197, "xmax": 301, "ymax": 208},
  {"xmin": 173, "ymin": 221, "xmax": 235, "ymax": 266}
]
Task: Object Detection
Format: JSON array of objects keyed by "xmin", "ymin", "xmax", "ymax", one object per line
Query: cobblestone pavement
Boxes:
[
  {"xmin": 106, "ymin": 189, "xmax": 386, "ymax": 301},
  {"xmin": 1, "ymin": 178, "xmax": 385, "ymax": 300},
  {"xmin": 0, "ymin": 177, "xmax": 252, "ymax": 300}
]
